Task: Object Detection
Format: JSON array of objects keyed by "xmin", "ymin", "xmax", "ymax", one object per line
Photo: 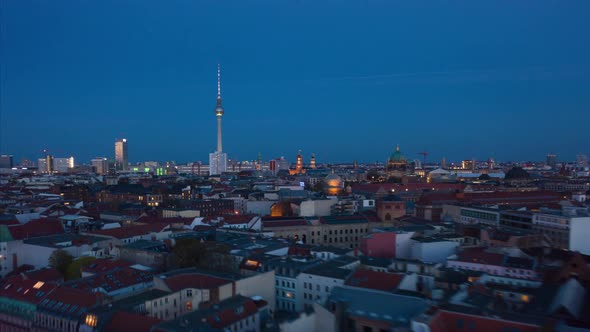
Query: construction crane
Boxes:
[{"xmin": 417, "ymin": 151, "xmax": 428, "ymax": 167}]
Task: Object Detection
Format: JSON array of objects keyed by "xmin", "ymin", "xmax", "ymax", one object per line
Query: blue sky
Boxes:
[{"xmin": 1, "ymin": 0, "xmax": 589, "ymax": 164}]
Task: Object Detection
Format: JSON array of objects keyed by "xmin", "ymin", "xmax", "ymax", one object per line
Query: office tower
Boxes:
[
  {"xmin": 487, "ymin": 158, "xmax": 495, "ymax": 170},
  {"xmin": 91, "ymin": 158, "xmax": 108, "ymax": 175},
  {"xmin": 546, "ymin": 154, "xmax": 557, "ymax": 169},
  {"xmin": 115, "ymin": 139, "xmax": 129, "ymax": 170},
  {"xmin": 461, "ymin": 159, "xmax": 475, "ymax": 171},
  {"xmin": 0, "ymin": 155, "xmax": 13, "ymax": 168},
  {"xmin": 209, "ymin": 64, "xmax": 228, "ymax": 175},
  {"xmin": 38, "ymin": 158, "xmax": 47, "ymax": 173},
  {"xmin": 46, "ymin": 155, "xmax": 54, "ymax": 173},
  {"xmin": 53, "ymin": 157, "xmax": 74, "ymax": 173},
  {"xmin": 577, "ymin": 154, "xmax": 588, "ymax": 167}
]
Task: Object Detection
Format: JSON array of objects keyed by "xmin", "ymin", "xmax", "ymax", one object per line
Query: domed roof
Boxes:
[
  {"xmin": 389, "ymin": 145, "xmax": 406, "ymax": 162},
  {"xmin": 324, "ymin": 172, "xmax": 343, "ymax": 187},
  {"xmin": 324, "ymin": 173, "xmax": 342, "ymax": 182}
]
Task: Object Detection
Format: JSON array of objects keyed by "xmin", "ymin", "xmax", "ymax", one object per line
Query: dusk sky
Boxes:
[{"xmin": 1, "ymin": 1, "xmax": 589, "ymax": 164}]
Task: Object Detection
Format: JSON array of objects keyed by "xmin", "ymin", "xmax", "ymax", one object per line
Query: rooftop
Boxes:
[
  {"xmin": 155, "ymin": 295, "xmax": 266, "ymax": 331},
  {"xmin": 158, "ymin": 273, "xmax": 233, "ymax": 292},
  {"xmin": 23, "ymin": 233, "xmax": 107, "ymax": 248},
  {"xmin": 329, "ymin": 286, "xmax": 427, "ymax": 327},
  {"xmin": 345, "ymin": 269, "xmax": 404, "ymax": 292}
]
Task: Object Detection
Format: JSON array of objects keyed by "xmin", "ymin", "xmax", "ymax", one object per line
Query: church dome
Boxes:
[
  {"xmin": 323, "ymin": 172, "xmax": 343, "ymax": 195},
  {"xmin": 389, "ymin": 145, "xmax": 406, "ymax": 162},
  {"xmin": 324, "ymin": 173, "xmax": 342, "ymax": 187}
]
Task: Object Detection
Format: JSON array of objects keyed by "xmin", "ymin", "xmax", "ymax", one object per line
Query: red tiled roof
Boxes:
[
  {"xmin": 105, "ymin": 311, "xmax": 161, "ymax": 332},
  {"xmin": 428, "ymin": 309, "xmax": 540, "ymax": 332},
  {"xmin": 454, "ymin": 248, "xmax": 504, "ymax": 266},
  {"xmin": 7, "ymin": 218, "xmax": 64, "ymax": 240},
  {"xmin": 221, "ymin": 215, "xmax": 255, "ymax": 225},
  {"xmin": 82, "ymin": 259, "xmax": 133, "ymax": 275},
  {"xmin": 45, "ymin": 286, "xmax": 99, "ymax": 307},
  {"xmin": 0, "ymin": 219, "xmax": 19, "ymax": 226},
  {"xmin": 163, "ymin": 274, "xmax": 232, "ymax": 292},
  {"xmin": 288, "ymin": 245, "xmax": 311, "ymax": 256},
  {"xmin": 70, "ymin": 267, "xmax": 153, "ymax": 293},
  {"xmin": 345, "ymin": 269, "xmax": 404, "ymax": 292},
  {"xmin": 206, "ymin": 299, "xmax": 258, "ymax": 328},
  {"xmin": 24, "ymin": 268, "xmax": 63, "ymax": 283},
  {"xmin": 0, "ymin": 274, "xmax": 58, "ymax": 304}
]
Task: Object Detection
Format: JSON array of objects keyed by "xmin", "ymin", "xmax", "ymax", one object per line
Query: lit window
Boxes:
[{"xmin": 85, "ymin": 314, "xmax": 98, "ymax": 327}]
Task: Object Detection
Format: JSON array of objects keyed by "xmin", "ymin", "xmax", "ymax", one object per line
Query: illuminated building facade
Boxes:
[
  {"xmin": 386, "ymin": 145, "xmax": 408, "ymax": 179},
  {"xmin": 53, "ymin": 157, "xmax": 75, "ymax": 173},
  {"xmin": 323, "ymin": 171, "xmax": 343, "ymax": 196},
  {"xmin": 289, "ymin": 151, "xmax": 305, "ymax": 175},
  {"xmin": 310, "ymin": 153, "xmax": 316, "ymax": 169},
  {"xmin": 115, "ymin": 138, "xmax": 128, "ymax": 170}
]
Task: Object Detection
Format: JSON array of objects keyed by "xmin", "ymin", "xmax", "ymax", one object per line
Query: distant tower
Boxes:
[
  {"xmin": 289, "ymin": 150, "xmax": 306, "ymax": 175},
  {"xmin": 46, "ymin": 155, "xmax": 54, "ymax": 174},
  {"xmin": 441, "ymin": 157, "xmax": 447, "ymax": 169},
  {"xmin": 310, "ymin": 153, "xmax": 316, "ymax": 169},
  {"xmin": 546, "ymin": 154, "xmax": 557, "ymax": 169},
  {"xmin": 576, "ymin": 154, "xmax": 588, "ymax": 167},
  {"xmin": 209, "ymin": 64, "xmax": 228, "ymax": 175},
  {"xmin": 487, "ymin": 158, "xmax": 495, "ymax": 170},
  {"xmin": 215, "ymin": 64, "xmax": 224, "ymax": 152},
  {"xmin": 0, "ymin": 155, "xmax": 13, "ymax": 169},
  {"xmin": 115, "ymin": 139, "xmax": 128, "ymax": 170},
  {"xmin": 256, "ymin": 152, "xmax": 262, "ymax": 171}
]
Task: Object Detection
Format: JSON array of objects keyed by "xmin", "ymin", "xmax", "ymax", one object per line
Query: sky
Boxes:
[{"xmin": 1, "ymin": 0, "xmax": 590, "ymax": 165}]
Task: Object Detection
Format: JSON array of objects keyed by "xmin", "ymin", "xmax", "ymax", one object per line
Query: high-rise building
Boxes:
[
  {"xmin": 577, "ymin": 154, "xmax": 588, "ymax": 167},
  {"xmin": 45, "ymin": 155, "xmax": 53, "ymax": 173},
  {"xmin": 0, "ymin": 155, "xmax": 13, "ymax": 169},
  {"xmin": 209, "ymin": 64, "xmax": 228, "ymax": 175},
  {"xmin": 546, "ymin": 154, "xmax": 557, "ymax": 169},
  {"xmin": 91, "ymin": 158, "xmax": 108, "ymax": 175},
  {"xmin": 461, "ymin": 159, "xmax": 475, "ymax": 171},
  {"xmin": 53, "ymin": 157, "xmax": 75, "ymax": 173},
  {"xmin": 38, "ymin": 158, "xmax": 47, "ymax": 173},
  {"xmin": 487, "ymin": 158, "xmax": 495, "ymax": 170},
  {"xmin": 115, "ymin": 139, "xmax": 129, "ymax": 170}
]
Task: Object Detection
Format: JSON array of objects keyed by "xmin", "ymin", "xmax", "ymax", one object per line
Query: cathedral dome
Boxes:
[
  {"xmin": 323, "ymin": 173, "xmax": 343, "ymax": 195},
  {"xmin": 324, "ymin": 173, "xmax": 342, "ymax": 187},
  {"xmin": 389, "ymin": 145, "xmax": 406, "ymax": 162}
]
